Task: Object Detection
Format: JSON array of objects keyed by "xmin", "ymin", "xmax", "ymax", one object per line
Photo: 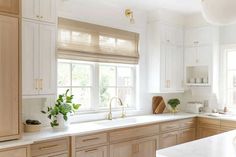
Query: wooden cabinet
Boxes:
[
  {"xmin": 197, "ymin": 127, "xmax": 219, "ymax": 139},
  {"xmin": 0, "ymin": 15, "xmax": 20, "ymax": 141},
  {"xmin": 197, "ymin": 117, "xmax": 220, "ymax": 139},
  {"xmin": 159, "ymin": 131, "xmax": 178, "ymax": 149},
  {"xmin": 22, "ymin": 0, "xmax": 56, "ymax": 23},
  {"xmin": 0, "ymin": 0, "xmax": 19, "ymax": 15},
  {"xmin": 110, "ymin": 136, "xmax": 158, "ymax": 157},
  {"xmin": 76, "ymin": 146, "xmax": 108, "ymax": 157},
  {"xmin": 31, "ymin": 138, "xmax": 69, "ymax": 157},
  {"xmin": 178, "ymin": 128, "xmax": 196, "ymax": 144},
  {"xmin": 0, "ymin": 147, "xmax": 28, "ymax": 157},
  {"xmin": 22, "ymin": 19, "xmax": 56, "ymax": 97},
  {"xmin": 147, "ymin": 21, "xmax": 184, "ymax": 93}
]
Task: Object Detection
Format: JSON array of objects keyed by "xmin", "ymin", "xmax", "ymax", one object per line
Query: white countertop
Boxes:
[
  {"xmin": 0, "ymin": 113, "xmax": 196, "ymax": 150},
  {"xmin": 157, "ymin": 130, "xmax": 236, "ymax": 157},
  {"xmin": 1, "ymin": 112, "xmax": 236, "ymax": 150}
]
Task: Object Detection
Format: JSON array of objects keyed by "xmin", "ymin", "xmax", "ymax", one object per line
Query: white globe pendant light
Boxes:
[{"xmin": 201, "ymin": 0, "xmax": 236, "ymax": 25}]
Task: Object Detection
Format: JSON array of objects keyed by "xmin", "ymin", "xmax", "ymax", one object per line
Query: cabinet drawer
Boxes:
[
  {"xmin": 198, "ymin": 118, "xmax": 220, "ymax": 128},
  {"xmin": 160, "ymin": 121, "xmax": 179, "ymax": 133},
  {"xmin": 180, "ymin": 118, "xmax": 196, "ymax": 129},
  {"xmin": 0, "ymin": 147, "xmax": 27, "ymax": 157},
  {"xmin": 76, "ymin": 146, "xmax": 108, "ymax": 157},
  {"xmin": 110, "ymin": 124, "xmax": 159, "ymax": 143},
  {"xmin": 31, "ymin": 138, "xmax": 69, "ymax": 157},
  {"xmin": 76, "ymin": 133, "xmax": 108, "ymax": 148}
]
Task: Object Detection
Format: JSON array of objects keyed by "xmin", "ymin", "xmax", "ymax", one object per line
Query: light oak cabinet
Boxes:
[
  {"xmin": 178, "ymin": 128, "xmax": 196, "ymax": 144},
  {"xmin": 159, "ymin": 131, "xmax": 178, "ymax": 149},
  {"xmin": 197, "ymin": 127, "xmax": 219, "ymax": 139},
  {"xmin": 110, "ymin": 136, "xmax": 158, "ymax": 157},
  {"xmin": 0, "ymin": 0, "xmax": 19, "ymax": 15},
  {"xmin": 76, "ymin": 146, "xmax": 108, "ymax": 157},
  {"xmin": 0, "ymin": 15, "xmax": 20, "ymax": 141},
  {"xmin": 197, "ymin": 118, "xmax": 221, "ymax": 139},
  {"xmin": 0, "ymin": 147, "xmax": 28, "ymax": 157},
  {"xmin": 22, "ymin": 19, "xmax": 56, "ymax": 97},
  {"xmin": 22, "ymin": 0, "xmax": 56, "ymax": 23},
  {"xmin": 31, "ymin": 138, "xmax": 69, "ymax": 157}
]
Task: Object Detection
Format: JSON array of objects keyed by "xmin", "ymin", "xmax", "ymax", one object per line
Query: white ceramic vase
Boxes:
[{"xmin": 53, "ymin": 114, "xmax": 70, "ymax": 130}]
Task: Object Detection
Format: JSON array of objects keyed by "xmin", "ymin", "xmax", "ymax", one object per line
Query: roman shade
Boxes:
[{"xmin": 57, "ymin": 18, "xmax": 140, "ymax": 64}]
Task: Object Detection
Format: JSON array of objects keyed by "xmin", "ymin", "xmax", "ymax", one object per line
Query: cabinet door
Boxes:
[
  {"xmin": 197, "ymin": 46, "xmax": 212, "ymax": 66},
  {"xmin": 159, "ymin": 131, "xmax": 178, "ymax": 149},
  {"xmin": 22, "ymin": 0, "xmax": 40, "ymax": 21},
  {"xmin": 110, "ymin": 137, "xmax": 157, "ymax": 157},
  {"xmin": 184, "ymin": 47, "xmax": 197, "ymax": 66},
  {"xmin": 76, "ymin": 146, "xmax": 107, "ymax": 157},
  {"xmin": 0, "ymin": 0, "xmax": 19, "ymax": 14},
  {"xmin": 133, "ymin": 139, "xmax": 156, "ymax": 157},
  {"xmin": 40, "ymin": 0, "xmax": 56, "ymax": 23},
  {"xmin": 39, "ymin": 24, "xmax": 56, "ymax": 95},
  {"xmin": 178, "ymin": 128, "xmax": 196, "ymax": 144},
  {"xmin": 197, "ymin": 127, "xmax": 219, "ymax": 139},
  {"xmin": 0, "ymin": 15, "xmax": 19, "ymax": 140},
  {"xmin": 22, "ymin": 20, "xmax": 40, "ymax": 96}
]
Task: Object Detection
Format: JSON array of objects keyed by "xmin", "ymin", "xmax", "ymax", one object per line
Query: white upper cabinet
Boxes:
[
  {"xmin": 22, "ymin": 19, "xmax": 56, "ymax": 97},
  {"xmin": 184, "ymin": 27, "xmax": 214, "ymax": 46},
  {"xmin": 22, "ymin": 0, "xmax": 56, "ymax": 23},
  {"xmin": 147, "ymin": 21, "xmax": 184, "ymax": 93}
]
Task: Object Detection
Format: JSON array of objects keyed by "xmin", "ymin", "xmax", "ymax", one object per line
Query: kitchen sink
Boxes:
[{"xmin": 95, "ymin": 117, "xmax": 137, "ymax": 126}]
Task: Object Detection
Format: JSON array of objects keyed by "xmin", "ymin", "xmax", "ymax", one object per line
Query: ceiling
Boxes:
[{"xmin": 62, "ymin": 0, "xmax": 202, "ymax": 14}]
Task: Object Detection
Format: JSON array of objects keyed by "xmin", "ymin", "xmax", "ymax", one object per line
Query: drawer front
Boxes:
[
  {"xmin": 160, "ymin": 121, "xmax": 180, "ymax": 133},
  {"xmin": 198, "ymin": 118, "xmax": 220, "ymax": 128},
  {"xmin": 76, "ymin": 133, "xmax": 108, "ymax": 148},
  {"xmin": 31, "ymin": 138, "xmax": 69, "ymax": 157},
  {"xmin": 221, "ymin": 120, "xmax": 236, "ymax": 130},
  {"xmin": 76, "ymin": 146, "xmax": 108, "ymax": 157},
  {"xmin": 180, "ymin": 118, "xmax": 196, "ymax": 129},
  {"xmin": 178, "ymin": 128, "xmax": 196, "ymax": 144},
  {"xmin": 0, "ymin": 148, "xmax": 27, "ymax": 157},
  {"xmin": 110, "ymin": 124, "xmax": 159, "ymax": 143}
]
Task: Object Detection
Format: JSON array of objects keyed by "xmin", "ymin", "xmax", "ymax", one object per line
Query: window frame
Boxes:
[{"xmin": 57, "ymin": 59, "xmax": 137, "ymax": 114}]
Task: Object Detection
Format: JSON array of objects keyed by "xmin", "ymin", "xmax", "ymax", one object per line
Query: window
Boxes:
[
  {"xmin": 57, "ymin": 59, "xmax": 136, "ymax": 112},
  {"xmin": 225, "ymin": 49, "xmax": 236, "ymax": 108}
]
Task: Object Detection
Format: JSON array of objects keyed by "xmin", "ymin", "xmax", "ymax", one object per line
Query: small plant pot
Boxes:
[
  {"xmin": 53, "ymin": 114, "xmax": 70, "ymax": 130},
  {"xmin": 24, "ymin": 124, "xmax": 41, "ymax": 133},
  {"xmin": 170, "ymin": 107, "xmax": 179, "ymax": 114}
]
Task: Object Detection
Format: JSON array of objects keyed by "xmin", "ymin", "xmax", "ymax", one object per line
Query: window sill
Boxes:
[{"xmin": 69, "ymin": 108, "xmax": 145, "ymax": 124}]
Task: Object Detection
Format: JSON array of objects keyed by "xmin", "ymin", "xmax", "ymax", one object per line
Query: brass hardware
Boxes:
[
  {"xmin": 35, "ymin": 79, "xmax": 39, "ymax": 90},
  {"xmin": 36, "ymin": 15, "xmax": 40, "ymax": 18},
  {"xmin": 125, "ymin": 9, "xmax": 135, "ymax": 24},
  {"xmin": 85, "ymin": 149, "xmax": 98, "ymax": 153},
  {"xmin": 107, "ymin": 97, "xmax": 125, "ymax": 120},
  {"xmin": 40, "ymin": 16, "xmax": 43, "ymax": 19},
  {"xmin": 39, "ymin": 79, "xmax": 43, "ymax": 90},
  {"xmin": 39, "ymin": 144, "xmax": 58, "ymax": 150},
  {"xmin": 132, "ymin": 144, "xmax": 139, "ymax": 153},
  {"xmin": 82, "ymin": 137, "xmax": 99, "ymax": 142}
]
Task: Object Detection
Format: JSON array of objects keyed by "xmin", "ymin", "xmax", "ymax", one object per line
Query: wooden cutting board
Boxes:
[{"xmin": 152, "ymin": 96, "xmax": 166, "ymax": 114}]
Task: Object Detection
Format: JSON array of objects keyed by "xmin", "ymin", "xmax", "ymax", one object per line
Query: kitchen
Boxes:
[{"xmin": 0, "ymin": 0, "xmax": 236, "ymax": 157}]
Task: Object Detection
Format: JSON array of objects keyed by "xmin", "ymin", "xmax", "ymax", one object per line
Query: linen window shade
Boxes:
[{"xmin": 57, "ymin": 18, "xmax": 140, "ymax": 64}]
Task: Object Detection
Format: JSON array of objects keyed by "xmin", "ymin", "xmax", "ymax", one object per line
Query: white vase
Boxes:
[{"xmin": 53, "ymin": 114, "xmax": 70, "ymax": 130}]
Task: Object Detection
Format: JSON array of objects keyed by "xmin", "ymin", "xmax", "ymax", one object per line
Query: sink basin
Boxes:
[{"xmin": 95, "ymin": 117, "xmax": 137, "ymax": 126}]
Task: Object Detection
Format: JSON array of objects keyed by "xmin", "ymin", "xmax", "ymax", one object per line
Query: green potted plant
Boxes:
[
  {"xmin": 167, "ymin": 98, "xmax": 180, "ymax": 113},
  {"xmin": 42, "ymin": 89, "xmax": 81, "ymax": 128}
]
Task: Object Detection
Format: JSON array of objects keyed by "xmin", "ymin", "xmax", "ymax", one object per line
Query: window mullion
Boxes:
[{"xmin": 92, "ymin": 63, "xmax": 99, "ymax": 111}]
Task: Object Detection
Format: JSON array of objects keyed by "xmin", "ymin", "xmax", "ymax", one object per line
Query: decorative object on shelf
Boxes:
[
  {"xmin": 152, "ymin": 96, "xmax": 166, "ymax": 114},
  {"xmin": 201, "ymin": 0, "xmax": 236, "ymax": 25},
  {"xmin": 125, "ymin": 9, "xmax": 135, "ymax": 24},
  {"xmin": 24, "ymin": 119, "xmax": 41, "ymax": 132},
  {"xmin": 42, "ymin": 89, "xmax": 81, "ymax": 128},
  {"xmin": 168, "ymin": 98, "xmax": 180, "ymax": 113}
]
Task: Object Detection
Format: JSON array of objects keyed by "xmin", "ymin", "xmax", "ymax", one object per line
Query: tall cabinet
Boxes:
[
  {"xmin": 0, "ymin": 2, "xmax": 20, "ymax": 141},
  {"xmin": 147, "ymin": 21, "xmax": 184, "ymax": 93},
  {"xmin": 22, "ymin": 0, "xmax": 57, "ymax": 98}
]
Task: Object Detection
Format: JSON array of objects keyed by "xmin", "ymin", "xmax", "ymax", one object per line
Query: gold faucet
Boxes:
[{"xmin": 107, "ymin": 97, "xmax": 126, "ymax": 120}]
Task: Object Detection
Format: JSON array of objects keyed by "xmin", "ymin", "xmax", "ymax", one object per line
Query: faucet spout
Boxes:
[{"xmin": 107, "ymin": 97, "xmax": 125, "ymax": 120}]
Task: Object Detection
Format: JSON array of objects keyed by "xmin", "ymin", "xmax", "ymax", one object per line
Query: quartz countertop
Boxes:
[
  {"xmin": 1, "ymin": 112, "xmax": 236, "ymax": 150},
  {"xmin": 0, "ymin": 113, "xmax": 196, "ymax": 150},
  {"xmin": 157, "ymin": 130, "xmax": 236, "ymax": 157}
]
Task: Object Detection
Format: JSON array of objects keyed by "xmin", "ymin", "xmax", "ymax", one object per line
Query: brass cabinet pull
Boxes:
[
  {"xmin": 39, "ymin": 144, "xmax": 58, "ymax": 150},
  {"xmin": 85, "ymin": 148, "xmax": 98, "ymax": 153},
  {"xmin": 40, "ymin": 16, "xmax": 43, "ymax": 19},
  {"xmin": 82, "ymin": 137, "xmax": 99, "ymax": 142},
  {"xmin": 39, "ymin": 79, "xmax": 43, "ymax": 90},
  {"xmin": 132, "ymin": 144, "xmax": 139, "ymax": 154},
  {"xmin": 35, "ymin": 79, "xmax": 39, "ymax": 90}
]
